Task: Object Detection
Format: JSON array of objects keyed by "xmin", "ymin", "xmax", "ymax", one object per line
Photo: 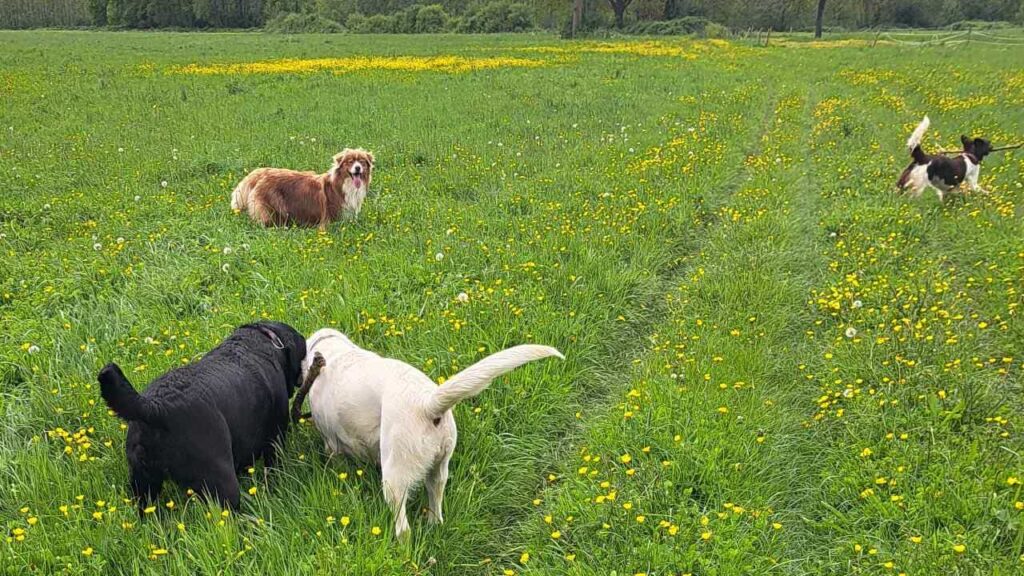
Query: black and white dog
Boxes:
[
  {"xmin": 897, "ymin": 116, "xmax": 991, "ymax": 201},
  {"xmin": 98, "ymin": 322, "xmax": 306, "ymax": 511}
]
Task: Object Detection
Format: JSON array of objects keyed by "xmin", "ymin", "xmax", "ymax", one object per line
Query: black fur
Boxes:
[
  {"xmin": 98, "ymin": 321, "xmax": 306, "ymax": 511},
  {"xmin": 898, "ymin": 135, "xmax": 992, "ymax": 191}
]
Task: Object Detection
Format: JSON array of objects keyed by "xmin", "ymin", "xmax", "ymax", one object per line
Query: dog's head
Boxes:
[
  {"xmin": 332, "ymin": 148, "xmax": 374, "ymax": 191},
  {"xmin": 961, "ymin": 135, "xmax": 993, "ymax": 161},
  {"xmin": 254, "ymin": 321, "xmax": 307, "ymax": 398}
]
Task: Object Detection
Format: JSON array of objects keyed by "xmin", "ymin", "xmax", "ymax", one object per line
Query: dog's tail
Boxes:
[
  {"xmin": 425, "ymin": 345, "xmax": 563, "ymax": 418},
  {"xmin": 907, "ymin": 116, "xmax": 930, "ymax": 162},
  {"xmin": 98, "ymin": 363, "xmax": 156, "ymax": 423}
]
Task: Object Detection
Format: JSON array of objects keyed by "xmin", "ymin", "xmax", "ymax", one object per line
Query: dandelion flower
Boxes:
[
  {"xmin": 953, "ymin": 544, "xmax": 966, "ymax": 554},
  {"xmin": 520, "ymin": 552, "xmax": 530, "ymax": 564},
  {"xmin": 371, "ymin": 526, "xmax": 381, "ymax": 536},
  {"xmin": 247, "ymin": 487, "xmax": 257, "ymax": 496},
  {"xmin": 550, "ymin": 530, "xmax": 561, "ymax": 539},
  {"xmin": 340, "ymin": 516, "xmax": 350, "ymax": 526},
  {"xmin": 82, "ymin": 547, "xmax": 93, "ymax": 557}
]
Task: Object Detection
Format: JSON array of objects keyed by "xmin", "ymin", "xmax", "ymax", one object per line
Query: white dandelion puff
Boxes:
[
  {"xmin": 93, "ymin": 243, "xmax": 102, "ymax": 251},
  {"xmin": 434, "ymin": 252, "xmax": 444, "ymax": 262},
  {"xmin": 845, "ymin": 327, "xmax": 858, "ymax": 339},
  {"xmin": 456, "ymin": 292, "xmax": 469, "ymax": 304},
  {"xmin": 852, "ymin": 300, "xmax": 863, "ymax": 309},
  {"xmin": 28, "ymin": 345, "xmax": 40, "ymax": 355}
]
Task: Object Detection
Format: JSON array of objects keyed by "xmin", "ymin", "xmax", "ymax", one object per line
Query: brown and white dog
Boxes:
[
  {"xmin": 231, "ymin": 148, "xmax": 374, "ymax": 228},
  {"xmin": 897, "ymin": 116, "xmax": 991, "ymax": 201}
]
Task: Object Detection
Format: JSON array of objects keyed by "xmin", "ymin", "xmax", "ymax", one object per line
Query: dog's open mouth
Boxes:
[{"xmin": 350, "ymin": 171, "xmax": 364, "ymax": 189}]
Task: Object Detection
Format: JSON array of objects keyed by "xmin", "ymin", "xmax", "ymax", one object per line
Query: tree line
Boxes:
[{"xmin": 1, "ymin": 0, "xmax": 1021, "ymax": 31}]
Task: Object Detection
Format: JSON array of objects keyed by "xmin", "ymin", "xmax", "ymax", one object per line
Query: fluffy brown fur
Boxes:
[{"xmin": 231, "ymin": 148, "xmax": 374, "ymax": 229}]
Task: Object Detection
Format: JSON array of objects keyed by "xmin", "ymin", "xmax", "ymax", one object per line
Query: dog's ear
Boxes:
[
  {"xmin": 263, "ymin": 322, "xmax": 306, "ymax": 397},
  {"xmin": 365, "ymin": 151, "xmax": 375, "ymax": 167},
  {"xmin": 960, "ymin": 134, "xmax": 971, "ymax": 148}
]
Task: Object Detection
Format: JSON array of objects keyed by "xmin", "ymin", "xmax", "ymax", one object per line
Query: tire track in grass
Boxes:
[
  {"xmin": 434, "ymin": 77, "xmax": 784, "ymax": 574},
  {"xmin": 791, "ymin": 68, "xmax": 1024, "ymax": 575},
  {"xmin": 498, "ymin": 84, "xmax": 834, "ymax": 575}
]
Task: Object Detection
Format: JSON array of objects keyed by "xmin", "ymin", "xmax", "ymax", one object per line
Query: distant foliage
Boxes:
[
  {"xmin": 458, "ymin": 0, "xmax": 533, "ymax": 33},
  {"xmin": 624, "ymin": 16, "xmax": 730, "ymax": 38},
  {"xmin": 1, "ymin": 0, "xmax": 1022, "ymax": 31},
  {"xmin": 414, "ymin": 4, "xmax": 449, "ymax": 33},
  {"xmin": 0, "ymin": 0, "xmax": 90, "ymax": 28},
  {"xmin": 264, "ymin": 11, "xmax": 343, "ymax": 32}
]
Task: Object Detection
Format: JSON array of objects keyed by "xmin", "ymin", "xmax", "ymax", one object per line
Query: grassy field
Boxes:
[{"xmin": 1, "ymin": 30, "xmax": 1023, "ymax": 575}]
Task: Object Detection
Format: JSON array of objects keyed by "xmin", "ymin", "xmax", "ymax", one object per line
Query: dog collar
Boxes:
[
  {"xmin": 252, "ymin": 325, "xmax": 285, "ymax": 349},
  {"xmin": 963, "ymin": 152, "xmax": 979, "ymax": 164},
  {"xmin": 307, "ymin": 332, "xmax": 341, "ymax": 351}
]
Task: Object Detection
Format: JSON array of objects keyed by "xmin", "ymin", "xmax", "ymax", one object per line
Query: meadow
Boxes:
[{"xmin": 1, "ymin": 30, "xmax": 1023, "ymax": 575}]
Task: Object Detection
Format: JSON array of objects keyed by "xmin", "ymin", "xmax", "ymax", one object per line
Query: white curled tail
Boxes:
[
  {"xmin": 907, "ymin": 116, "xmax": 930, "ymax": 152},
  {"xmin": 425, "ymin": 345, "xmax": 563, "ymax": 419}
]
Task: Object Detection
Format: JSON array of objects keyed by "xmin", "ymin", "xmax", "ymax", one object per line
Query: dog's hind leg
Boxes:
[
  {"xmin": 425, "ymin": 455, "xmax": 450, "ymax": 525},
  {"xmin": 131, "ymin": 464, "xmax": 165, "ymax": 515},
  {"xmin": 381, "ymin": 458, "xmax": 414, "ymax": 537},
  {"xmin": 195, "ymin": 468, "xmax": 241, "ymax": 510}
]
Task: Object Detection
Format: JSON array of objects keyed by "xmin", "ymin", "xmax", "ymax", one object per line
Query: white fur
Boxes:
[
  {"xmin": 907, "ymin": 115, "xmax": 930, "ymax": 152},
  {"xmin": 905, "ymin": 164, "xmax": 930, "ymax": 198},
  {"xmin": 964, "ymin": 155, "xmax": 987, "ymax": 194},
  {"xmin": 341, "ymin": 176, "xmax": 367, "ymax": 215},
  {"xmin": 302, "ymin": 329, "xmax": 563, "ymax": 537}
]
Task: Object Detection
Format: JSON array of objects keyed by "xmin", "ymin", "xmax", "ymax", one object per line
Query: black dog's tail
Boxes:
[{"xmin": 98, "ymin": 363, "xmax": 154, "ymax": 423}]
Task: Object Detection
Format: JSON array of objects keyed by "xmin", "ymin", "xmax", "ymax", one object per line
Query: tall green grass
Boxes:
[{"xmin": 1, "ymin": 32, "xmax": 1022, "ymax": 575}]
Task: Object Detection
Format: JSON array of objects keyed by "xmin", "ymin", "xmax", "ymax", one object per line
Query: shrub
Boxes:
[
  {"xmin": 947, "ymin": 20, "xmax": 1015, "ymax": 30},
  {"xmin": 415, "ymin": 4, "xmax": 449, "ymax": 33},
  {"xmin": 701, "ymin": 22, "xmax": 728, "ymax": 39},
  {"xmin": 345, "ymin": 12, "xmax": 368, "ymax": 32},
  {"xmin": 364, "ymin": 13, "xmax": 395, "ymax": 33},
  {"xmin": 264, "ymin": 12, "xmax": 344, "ymax": 33},
  {"xmin": 459, "ymin": 0, "xmax": 533, "ymax": 33},
  {"xmin": 623, "ymin": 16, "xmax": 727, "ymax": 38}
]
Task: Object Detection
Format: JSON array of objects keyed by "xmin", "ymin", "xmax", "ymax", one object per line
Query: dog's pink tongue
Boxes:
[{"xmin": 354, "ymin": 175, "xmax": 364, "ymax": 188}]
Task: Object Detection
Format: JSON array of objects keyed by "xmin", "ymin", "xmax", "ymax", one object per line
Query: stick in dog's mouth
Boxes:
[{"xmin": 291, "ymin": 352, "xmax": 325, "ymax": 424}]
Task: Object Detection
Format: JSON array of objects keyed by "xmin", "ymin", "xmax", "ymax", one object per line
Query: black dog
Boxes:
[{"xmin": 98, "ymin": 321, "xmax": 306, "ymax": 511}]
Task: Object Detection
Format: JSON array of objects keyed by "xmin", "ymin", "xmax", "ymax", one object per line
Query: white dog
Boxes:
[{"xmin": 300, "ymin": 329, "xmax": 563, "ymax": 537}]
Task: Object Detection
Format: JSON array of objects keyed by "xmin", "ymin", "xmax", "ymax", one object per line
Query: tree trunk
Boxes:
[
  {"xmin": 663, "ymin": 0, "xmax": 676, "ymax": 20},
  {"xmin": 608, "ymin": 0, "xmax": 631, "ymax": 28},
  {"xmin": 571, "ymin": 0, "xmax": 583, "ymax": 37},
  {"xmin": 814, "ymin": 0, "xmax": 826, "ymax": 38}
]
